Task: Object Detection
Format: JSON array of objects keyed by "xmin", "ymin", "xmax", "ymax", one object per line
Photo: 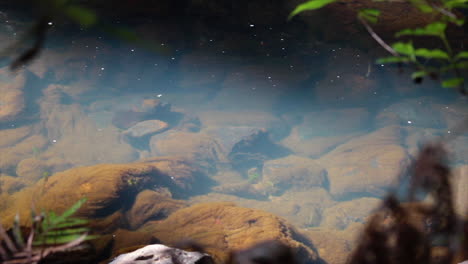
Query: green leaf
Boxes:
[
  {"xmin": 456, "ymin": 61, "xmax": 468, "ymax": 69},
  {"xmin": 395, "ymin": 22, "xmax": 447, "ymax": 38},
  {"xmin": 358, "ymin": 9, "xmax": 381, "ymax": 24},
  {"xmin": 442, "ymin": 77, "xmax": 464, "ymax": 88},
  {"xmin": 58, "ymin": 198, "xmax": 87, "ymax": 221},
  {"xmin": 448, "ymin": 16, "xmax": 465, "ymax": 26},
  {"xmin": 410, "ymin": 0, "xmax": 434, "ymax": 12},
  {"xmin": 65, "ymin": 5, "xmax": 97, "ymax": 27},
  {"xmin": 411, "ymin": 71, "xmax": 428, "ymax": 79},
  {"xmin": 444, "ymin": 0, "xmax": 468, "ymax": 8},
  {"xmin": 289, "ymin": 0, "xmax": 337, "ymax": 19},
  {"xmin": 455, "ymin": 51, "xmax": 468, "ymax": 60},
  {"xmin": 376, "ymin": 56, "xmax": 411, "ymax": 63},
  {"xmin": 392, "ymin": 42, "xmax": 416, "ymax": 57},
  {"xmin": 414, "ymin": 48, "xmax": 450, "ymax": 59}
]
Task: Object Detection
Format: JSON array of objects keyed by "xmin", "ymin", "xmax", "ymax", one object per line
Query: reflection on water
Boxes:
[{"xmin": 0, "ymin": 10, "xmax": 467, "ymax": 264}]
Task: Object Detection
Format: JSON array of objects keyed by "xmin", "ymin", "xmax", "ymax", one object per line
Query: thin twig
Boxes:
[{"xmin": 358, "ymin": 16, "xmax": 399, "ymax": 56}]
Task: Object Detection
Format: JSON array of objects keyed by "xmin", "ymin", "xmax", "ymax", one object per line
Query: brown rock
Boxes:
[
  {"xmin": 123, "ymin": 119, "xmax": 169, "ymax": 138},
  {"xmin": 140, "ymin": 156, "xmax": 207, "ymax": 193},
  {"xmin": 281, "ymin": 127, "xmax": 360, "ymax": 158},
  {"xmin": 126, "ymin": 189, "xmax": 187, "ymax": 229},
  {"xmin": 302, "ymin": 228, "xmax": 354, "ymax": 264},
  {"xmin": 320, "ymin": 126, "xmax": 409, "ymax": 200},
  {"xmin": 376, "ymin": 97, "xmax": 447, "ymax": 128},
  {"xmin": 447, "ymin": 136, "xmax": 468, "ymax": 166},
  {"xmin": 212, "ymin": 181, "xmax": 266, "ymax": 200},
  {"xmin": 0, "ymin": 125, "xmax": 32, "ymax": 148},
  {"xmin": 320, "ymin": 197, "xmax": 381, "ymax": 230},
  {"xmin": 109, "ymin": 229, "xmax": 160, "ymax": 257},
  {"xmin": 260, "ymin": 155, "xmax": 328, "ymax": 195},
  {"xmin": 0, "ymin": 73, "xmax": 26, "ymax": 123},
  {"xmin": 140, "ymin": 202, "xmax": 319, "ymax": 264},
  {"xmin": 149, "ymin": 131, "xmax": 223, "ymax": 173},
  {"xmin": 197, "ymin": 110, "xmax": 286, "ymax": 138},
  {"xmin": 16, "ymin": 158, "xmax": 50, "ymax": 182},
  {"xmin": 190, "ymin": 188, "xmax": 335, "ymax": 229},
  {"xmin": 0, "ymin": 134, "xmax": 48, "ymax": 175},
  {"xmin": 453, "ymin": 166, "xmax": 468, "ymax": 218},
  {"xmin": 39, "ymin": 101, "xmax": 137, "ymax": 166},
  {"xmin": 0, "ymin": 174, "xmax": 29, "ymax": 195},
  {"xmin": 0, "ymin": 162, "xmax": 167, "ymax": 227}
]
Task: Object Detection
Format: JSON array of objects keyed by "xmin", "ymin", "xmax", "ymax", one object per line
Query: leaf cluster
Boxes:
[
  {"xmin": 290, "ymin": 0, "xmax": 468, "ymax": 94},
  {"xmin": 0, "ymin": 198, "xmax": 93, "ymax": 264}
]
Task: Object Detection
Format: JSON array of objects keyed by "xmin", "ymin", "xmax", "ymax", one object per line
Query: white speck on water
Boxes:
[
  {"xmin": 157, "ymin": 94, "xmax": 162, "ymax": 98},
  {"xmin": 48, "ymin": 21, "xmax": 53, "ymax": 25},
  {"xmin": 407, "ymin": 120, "xmax": 412, "ymax": 124},
  {"xmin": 52, "ymin": 139, "xmax": 57, "ymax": 143},
  {"xmin": 100, "ymin": 67, "xmax": 105, "ymax": 71},
  {"xmin": 249, "ymin": 24, "xmax": 254, "ymax": 27}
]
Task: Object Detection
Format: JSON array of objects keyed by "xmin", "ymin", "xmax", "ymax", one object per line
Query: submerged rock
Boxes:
[
  {"xmin": 149, "ymin": 131, "xmax": 223, "ymax": 174},
  {"xmin": 123, "ymin": 120, "xmax": 169, "ymax": 138},
  {"xmin": 259, "ymin": 155, "xmax": 328, "ymax": 196},
  {"xmin": 110, "ymin": 244, "xmax": 214, "ymax": 264},
  {"xmin": 140, "ymin": 202, "xmax": 319, "ymax": 264},
  {"xmin": 0, "ymin": 72, "xmax": 26, "ymax": 124},
  {"xmin": 0, "ymin": 157, "xmax": 201, "ymax": 228},
  {"xmin": 126, "ymin": 189, "xmax": 187, "ymax": 229},
  {"xmin": 319, "ymin": 126, "xmax": 409, "ymax": 200}
]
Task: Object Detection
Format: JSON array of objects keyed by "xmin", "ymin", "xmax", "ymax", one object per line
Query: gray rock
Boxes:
[
  {"xmin": 123, "ymin": 120, "xmax": 169, "ymax": 138},
  {"xmin": 109, "ymin": 244, "xmax": 214, "ymax": 264}
]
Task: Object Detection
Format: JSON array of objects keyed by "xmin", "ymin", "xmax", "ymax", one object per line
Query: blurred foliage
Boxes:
[
  {"xmin": 0, "ymin": 198, "xmax": 92, "ymax": 264},
  {"xmin": 290, "ymin": 0, "xmax": 468, "ymax": 95}
]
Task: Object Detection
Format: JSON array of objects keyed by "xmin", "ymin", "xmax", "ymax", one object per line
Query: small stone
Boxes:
[{"xmin": 123, "ymin": 120, "xmax": 169, "ymax": 138}]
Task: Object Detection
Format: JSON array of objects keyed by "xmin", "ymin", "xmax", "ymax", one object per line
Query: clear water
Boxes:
[{"xmin": 0, "ymin": 7, "xmax": 467, "ymax": 262}]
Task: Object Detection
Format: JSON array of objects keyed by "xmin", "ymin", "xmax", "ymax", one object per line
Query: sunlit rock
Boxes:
[
  {"xmin": 319, "ymin": 126, "xmax": 410, "ymax": 200},
  {"xmin": 302, "ymin": 227, "xmax": 356, "ymax": 264},
  {"xmin": 320, "ymin": 197, "xmax": 381, "ymax": 230},
  {"xmin": 0, "ymin": 159, "xmax": 193, "ymax": 227},
  {"xmin": 139, "ymin": 202, "xmax": 319, "ymax": 264},
  {"xmin": 126, "ymin": 189, "xmax": 187, "ymax": 229},
  {"xmin": 0, "ymin": 174, "xmax": 29, "ymax": 195}
]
